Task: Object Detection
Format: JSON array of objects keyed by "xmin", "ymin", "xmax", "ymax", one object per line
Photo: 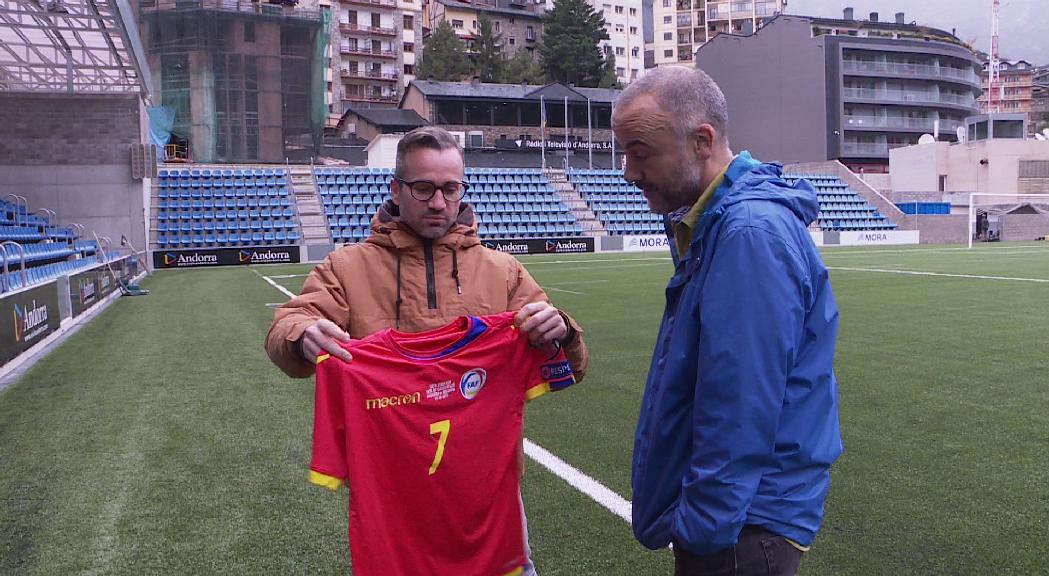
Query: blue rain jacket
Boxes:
[{"xmin": 632, "ymin": 152, "xmax": 843, "ymax": 555}]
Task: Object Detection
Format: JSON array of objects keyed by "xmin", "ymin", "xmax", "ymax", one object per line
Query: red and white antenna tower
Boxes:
[{"xmin": 988, "ymin": 0, "xmax": 1001, "ymax": 113}]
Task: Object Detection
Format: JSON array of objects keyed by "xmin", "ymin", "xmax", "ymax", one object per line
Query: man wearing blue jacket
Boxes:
[{"xmin": 611, "ymin": 67, "xmax": 843, "ymax": 575}]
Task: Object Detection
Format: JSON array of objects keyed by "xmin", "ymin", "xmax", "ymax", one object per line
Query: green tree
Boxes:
[
  {"xmin": 417, "ymin": 20, "xmax": 473, "ymax": 81},
  {"xmin": 598, "ymin": 50, "xmax": 620, "ymax": 89},
  {"xmin": 538, "ymin": 0, "xmax": 610, "ymax": 87},
  {"xmin": 502, "ymin": 51, "xmax": 546, "ymax": 85},
  {"xmin": 473, "ymin": 14, "xmax": 505, "ymax": 82}
]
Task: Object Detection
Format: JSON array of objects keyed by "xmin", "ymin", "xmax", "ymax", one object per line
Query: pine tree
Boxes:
[
  {"xmin": 417, "ymin": 20, "xmax": 473, "ymax": 82},
  {"xmin": 502, "ymin": 51, "xmax": 546, "ymax": 85},
  {"xmin": 474, "ymin": 14, "xmax": 505, "ymax": 83},
  {"xmin": 538, "ymin": 0, "xmax": 610, "ymax": 87},
  {"xmin": 598, "ymin": 50, "xmax": 620, "ymax": 88}
]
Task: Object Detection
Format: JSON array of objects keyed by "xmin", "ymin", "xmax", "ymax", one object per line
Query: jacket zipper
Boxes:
[{"xmin": 424, "ymin": 241, "xmax": 437, "ymax": 309}]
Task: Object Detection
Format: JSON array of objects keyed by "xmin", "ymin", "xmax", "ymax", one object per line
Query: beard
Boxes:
[{"xmin": 644, "ymin": 157, "xmax": 705, "ymax": 215}]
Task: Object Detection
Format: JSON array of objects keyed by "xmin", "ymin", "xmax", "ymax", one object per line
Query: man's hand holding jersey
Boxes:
[
  {"xmin": 299, "ymin": 319, "xmax": 353, "ymax": 363},
  {"xmin": 514, "ymin": 302, "xmax": 577, "ymax": 355}
]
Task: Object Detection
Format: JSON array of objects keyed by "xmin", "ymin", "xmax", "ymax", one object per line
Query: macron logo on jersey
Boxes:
[{"xmin": 459, "ymin": 368, "xmax": 487, "ymax": 400}]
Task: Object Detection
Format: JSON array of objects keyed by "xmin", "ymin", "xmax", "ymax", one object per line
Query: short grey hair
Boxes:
[
  {"xmin": 394, "ymin": 126, "xmax": 464, "ymax": 178},
  {"xmin": 613, "ymin": 66, "xmax": 729, "ymax": 143}
]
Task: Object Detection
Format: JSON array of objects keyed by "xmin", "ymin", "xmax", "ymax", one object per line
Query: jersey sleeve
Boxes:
[
  {"xmin": 515, "ymin": 331, "xmax": 576, "ymax": 402},
  {"xmin": 309, "ymin": 354, "xmax": 348, "ymax": 491}
]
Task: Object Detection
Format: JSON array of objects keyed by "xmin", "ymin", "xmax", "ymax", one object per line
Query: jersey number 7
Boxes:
[{"xmin": 429, "ymin": 419, "xmax": 451, "ymax": 475}]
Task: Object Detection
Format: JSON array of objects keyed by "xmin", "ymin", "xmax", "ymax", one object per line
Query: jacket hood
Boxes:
[
  {"xmin": 710, "ymin": 156, "xmax": 820, "ymax": 228},
  {"xmin": 367, "ymin": 200, "xmax": 482, "ymax": 250}
]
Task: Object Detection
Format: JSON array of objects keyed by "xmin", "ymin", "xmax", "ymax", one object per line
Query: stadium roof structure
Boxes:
[
  {"xmin": 406, "ymin": 79, "xmax": 622, "ymax": 104},
  {"xmin": 0, "ymin": 0, "xmax": 151, "ymax": 99}
]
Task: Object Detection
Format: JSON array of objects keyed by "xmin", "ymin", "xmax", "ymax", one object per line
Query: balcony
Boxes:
[
  {"xmin": 843, "ymin": 116, "xmax": 964, "ymax": 133},
  {"xmin": 140, "ymin": 0, "xmax": 322, "ymax": 21},
  {"xmin": 341, "ymin": 69, "xmax": 400, "ymax": 82},
  {"xmin": 842, "ymin": 87, "xmax": 977, "ymax": 109},
  {"xmin": 340, "ymin": 0, "xmax": 396, "ymax": 8},
  {"xmin": 841, "ymin": 60, "xmax": 980, "ymax": 85},
  {"xmin": 340, "ymin": 22, "xmax": 398, "ymax": 36},
  {"xmin": 339, "ymin": 45, "xmax": 399, "ymax": 59},
  {"xmin": 841, "ymin": 142, "xmax": 889, "ymax": 156},
  {"xmin": 343, "ymin": 94, "xmax": 400, "ymax": 104}
]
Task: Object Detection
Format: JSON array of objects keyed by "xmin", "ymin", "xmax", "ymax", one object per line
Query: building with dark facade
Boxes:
[
  {"xmin": 694, "ymin": 11, "xmax": 982, "ymax": 170},
  {"xmin": 139, "ymin": 0, "xmax": 325, "ymax": 163}
]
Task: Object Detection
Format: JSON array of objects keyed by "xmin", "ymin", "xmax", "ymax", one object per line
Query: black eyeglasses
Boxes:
[{"xmin": 394, "ymin": 178, "xmax": 470, "ymax": 202}]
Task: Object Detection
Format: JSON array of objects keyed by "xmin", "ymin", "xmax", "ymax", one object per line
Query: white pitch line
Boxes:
[
  {"xmin": 544, "ymin": 279, "xmax": 612, "ymax": 286},
  {"xmin": 254, "ymin": 268, "xmax": 634, "ymax": 525},
  {"xmin": 524, "ymin": 439, "xmax": 632, "ymax": 524},
  {"xmin": 267, "ymin": 273, "xmax": 310, "ymax": 279},
  {"xmin": 827, "ymin": 266, "xmax": 1049, "ymax": 284},
  {"xmin": 544, "ymin": 286, "xmax": 585, "ymax": 295},
  {"xmin": 253, "ymin": 269, "xmax": 297, "ymax": 298}
]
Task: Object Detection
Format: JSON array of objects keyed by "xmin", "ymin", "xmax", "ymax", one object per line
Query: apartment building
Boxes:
[
  {"xmin": 590, "ymin": 0, "xmax": 645, "ymax": 83},
  {"xmin": 652, "ymin": 0, "xmax": 785, "ymax": 67},
  {"xmin": 425, "ymin": 0, "xmax": 544, "ymax": 61},
  {"xmin": 980, "ymin": 60, "xmax": 1038, "ymax": 135},
  {"xmin": 330, "ymin": 0, "xmax": 422, "ymax": 109}
]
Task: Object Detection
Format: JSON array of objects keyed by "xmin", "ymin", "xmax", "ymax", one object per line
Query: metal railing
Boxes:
[
  {"xmin": 843, "ymin": 116, "xmax": 964, "ymax": 132},
  {"xmin": 1, "ymin": 241, "xmax": 28, "ymax": 291},
  {"xmin": 842, "ymin": 87, "xmax": 977, "ymax": 107},
  {"xmin": 842, "ymin": 60, "xmax": 980, "ymax": 83},
  {"xmin": 340, "ymin": 69, "xmax": 399, "ymax": 81},
  {"xmin": 338, "ymin": 45, "xmax": 398, "ymax": 58},
  {"xmin": 339, "ymin": 22, "xmax": 398, "ymax": 36},
  {"xmin": 6, "ymin": 194, "xmax": 28, "ymax": 227}
]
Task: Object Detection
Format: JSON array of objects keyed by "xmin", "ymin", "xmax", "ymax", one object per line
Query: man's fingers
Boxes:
[
  {"xmin": 318, "ymin": 319, "xmax": 351, "ymax": 342},
  {"xmin": 320, "ymin": 338, "xmax": 353, "ymax": 362},
  {"xmin": 515, "ymin": 301, "xmax": 549, "ymax": 327}
]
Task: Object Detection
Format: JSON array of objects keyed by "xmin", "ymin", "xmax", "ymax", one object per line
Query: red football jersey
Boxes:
[{"xmin": 309, "ymin": 312, "xmax": 576, "ymax": 576}]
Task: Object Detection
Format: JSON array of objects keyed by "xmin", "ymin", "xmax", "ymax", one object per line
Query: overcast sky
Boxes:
[{"xmin": 787, "ymin": 0, "xmax": 1047, "ymax": 64}]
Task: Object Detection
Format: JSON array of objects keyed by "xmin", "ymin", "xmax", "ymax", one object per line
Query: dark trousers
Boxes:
[{"xmin": 673, "ymin": 525, "xmax": 803, "ymax": 576}]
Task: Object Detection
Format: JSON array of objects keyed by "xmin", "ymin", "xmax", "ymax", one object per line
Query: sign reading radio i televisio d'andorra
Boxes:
[
  {"xmin": 1, "ymin": 282, "xmax": 61, "ymax": 365},
  {"xmin": 153, "ymin": 246, "xmax": 301, "ymax": 269},
  {"xmin": 483, "ymin": 238, "xmax": 595, "ymax": 255}
]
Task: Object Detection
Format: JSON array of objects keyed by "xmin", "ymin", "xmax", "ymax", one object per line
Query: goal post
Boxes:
[{"xmin": 968, "ymin": 193, "xmax": 1049, "ymax": 248}]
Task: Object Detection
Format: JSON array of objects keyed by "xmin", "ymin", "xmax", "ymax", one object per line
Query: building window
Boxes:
[
  {"xmin": 244, "ymin": 22, "xmax": 254, "ymax": 43},
  {"xmin": 615, "ymin": 24, "xmax": 624, "ymax": 33},
  {"xmin": 404, "ymin": 64, "xmax": 414, "ymax": 75},
  {"xmin": 602, "ymin": 4, "xmax": 611, "ymax": 12},
  {"xmin": 526, "ymin": 26, "xmax": 535, "ymax": 40},
  {"xmin": 616, "ymin": 47, "xmax": 625, "ymax": 55},
  {"xmin": 663, "ymin": 0, "xmax": 670, "ymax": 6},
  {"xmin": 495, "ymin": 20, "xmax": 501, "ymax": 32},
  {"xmin": 664, "ymin": 49, "xmax": 673, "ymax": 57},
  {"xmin": 404, "ymin": 42, "xmax": 414, "ymax": 52},
  {"xmin": 664, "ymin": 15, "xmax": 672, "ymax": 24},
  {"xmin": 615, "ymin": 5, "xmax": 623, "ymax": 13},
  {"xmin": 664, "ymin": 32, "xmax": 673, "ymax": 40},
  {"xmin": 616, "ymin": 67, "xmax": 625, "ymax": 76},
  {"xmin": 472, "ymin": 20, "xmax": 477, "ymax": 29},
  {"xmin": 509, "ymin": 37, "xmax": 516, "ymax": 45},
  {"xmin": 403, "ymin": 14, "xmax": 414, "ymax": 28},
  {"xmin": 371, "ymin": 13, "xmax": 381, "ymax": 27},
  {"xmin": 452, "ymin": 19, "xmax": 464, "ymax": 29},
  {"xmin": 629, "ymin": 7, "xmax": 636, "ymax": 15},
  {"xmin": 630, "ymin": 26, "xmax": 637, "ymax": 34}
]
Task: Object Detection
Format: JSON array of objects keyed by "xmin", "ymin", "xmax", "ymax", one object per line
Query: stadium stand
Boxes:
[
  {"xmin": 153, "ymin": 167, "xmax": 302, "ymax": 248},
  {"xmin": 567, "ymin": 169, "xmax": 662, "ymax": 235},
  {"xmin": 0, "ymin": 199, "xmax": 105, "ymax": 292},
  {"xmin": 568, "ymin": 169, "xmax": 898, "ymax": 233},
  {"xmin": 784, "ymin": 174, "xmax": 897, "ymax": 231},
  {"xmin": 314, "ymin": 167, "xmax": 584, "ymax": 242}
]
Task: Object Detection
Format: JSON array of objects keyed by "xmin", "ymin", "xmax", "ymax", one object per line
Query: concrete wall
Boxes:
[
  {"xmin": 890, "ymin": 139, "xmax": 1049, "ymax": 201},
  {"xmin": 0, "ymin": 93, "xmax": 149, "ymax": 249},
  {"xmin": 912, "ymin": 214, "xmax": 969, "ymax": 244},
  {"xmin": 999, "ymin": 214, "xmax": 1049, "ymax": 241},
  {"xmin": 695, "ymin": 17, "xmax": 828, "ymax": 165}
]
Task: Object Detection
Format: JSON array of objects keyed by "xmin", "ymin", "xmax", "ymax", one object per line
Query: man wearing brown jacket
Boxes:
[{"xmin": 264, "ymin": 126, "xmax": 588, "ymax": 575}]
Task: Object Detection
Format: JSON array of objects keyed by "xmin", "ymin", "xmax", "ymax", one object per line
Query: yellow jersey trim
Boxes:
[
  {"xmin": 503, "ymin": 567, "xmax": 524, "ymax": 576},
  {"xmin": 524, "ymin": 382, "xmax": 551, "ymax": 402},
  {"xmin": 785, "ymin": 538, "xmax": 811, "ymax": 552},
  {"xmin": 315, "ymin": 353, "xmax": 330, "ymax": 364},
  {"xmin": 309, "ymin": 469, "xmax": 344, "ymax": 491}
]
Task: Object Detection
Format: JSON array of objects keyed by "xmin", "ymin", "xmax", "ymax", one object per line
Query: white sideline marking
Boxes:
[
  {"xmin": 267, "ymin": 273, "xmax": 309, "ymax": 279},
  {"xmin": 524, "ymin": 439, "xmax": 632, "ymax": 524},
  {"xmin": 828, "ymin": 266, "xmax": 1049, "ymax": 284},
  {"xmin": 544, "ymin": 279, "xmax": 611, "ymax": 286},
  {"xmin": 253, "ymin": 269, "xmax": 297, "ymax": 298},
  {"xmin": 822, "ymin": 247, "xmax": 1049, "ymax": 257},
  {"xmin": 253, "ymin": 268, "xmax": 635, "ymax": 526},
  {"xmin": 545, "ymin": 286, "xmax": 585, "ymax": 295}
]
